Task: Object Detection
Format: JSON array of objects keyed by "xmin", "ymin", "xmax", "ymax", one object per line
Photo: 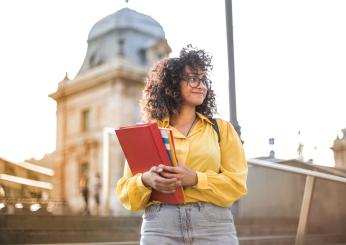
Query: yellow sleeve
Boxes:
[
  {"xmin": 193, "ymin": 119, "xmax": 248, "ymax": 207},
  {"xmin": 115, "ymin": 161, "xmax": 152, "ymax": 211}
]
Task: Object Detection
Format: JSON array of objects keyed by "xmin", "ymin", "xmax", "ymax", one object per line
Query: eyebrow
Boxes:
[{"xmin": 184, "ymin": 73, "xmax": 205, "ymax": 77}]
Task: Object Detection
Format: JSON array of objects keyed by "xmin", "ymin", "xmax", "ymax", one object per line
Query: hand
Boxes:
[
  {"xmin": 158, "ymin": 164, "xmax": 197, "ymax": 187},
  {"xmin": 141, "ymin": 166, "xmax": 181, "ymax": 193}
]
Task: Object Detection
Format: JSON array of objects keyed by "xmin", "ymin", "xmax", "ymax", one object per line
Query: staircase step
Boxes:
[
  {"xmin": 235, "ymin": 217, "xmax": 298, "ymax": 236},
  {"xmin": 239, "ymin": 234, "xmax": 346, "ymax": 245},
  {"xmin": 1, "ymin": 215, "xmax": 345, "ymax": 244}
]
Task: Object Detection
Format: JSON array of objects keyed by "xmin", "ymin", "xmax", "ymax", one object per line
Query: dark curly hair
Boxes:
[{"xmin": 140, "ymin": 45, "xmax": 217, "ymax": 122}]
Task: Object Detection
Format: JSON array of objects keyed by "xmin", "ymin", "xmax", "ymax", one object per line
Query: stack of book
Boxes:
[
  {"xmin": 159, "ymin": 127, "xmax": 178, "ymax": 167},
  {"xmin": 115, "ymin": 123, "xmax": 184, "ymax": 204}
]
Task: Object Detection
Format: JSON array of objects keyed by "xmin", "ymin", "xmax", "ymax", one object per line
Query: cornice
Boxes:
[{"xmin": 49, "ymin": 59, "xmax": 147, "ymax": 101}]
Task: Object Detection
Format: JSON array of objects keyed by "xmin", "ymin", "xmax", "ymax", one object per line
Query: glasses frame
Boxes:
[{"xmin": 182, "ymin": 75, "xmax": 210, "ymax": 88}]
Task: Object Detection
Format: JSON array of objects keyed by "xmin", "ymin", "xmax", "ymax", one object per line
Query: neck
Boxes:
[{"xmin": 170, "ymin": 105, "xmax": 196, "ymax": 127}]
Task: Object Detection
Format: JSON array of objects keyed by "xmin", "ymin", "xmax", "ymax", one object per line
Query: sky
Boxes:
[{"xmin": 0, "ymin": 0, "xmax": 345, "ymax": 166}]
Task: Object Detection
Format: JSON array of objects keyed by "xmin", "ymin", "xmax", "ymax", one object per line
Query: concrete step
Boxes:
[
  {"xmin": 29, "ymin": 243, "xmax": 139, "ymax": 245},
  {"xmin": 235, "ymin": 217, "xmax": 298, "ymax": 236},
  {"xmin": 1, "ymin": 215, "xmax": 345, "ymax": 244},
  {"xmin": 0, "ymin": 215, "xmax": 142, "ymax": 244},
  {"xmin": 0, "ymin": 214, "xmax": 142, "ymax": 230},
  {"xmin": 239, "ymin": 234, "xmax": 346, "ymax": 245}
]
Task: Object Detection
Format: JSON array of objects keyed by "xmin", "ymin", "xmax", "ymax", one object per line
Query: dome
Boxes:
[
  {"xmin": 88, "ymin": 8, "xmax": 165, "ymax": 40},
  {"xmin": 75, "ymin": 7, "xmax": 170, "ymax": 76}
]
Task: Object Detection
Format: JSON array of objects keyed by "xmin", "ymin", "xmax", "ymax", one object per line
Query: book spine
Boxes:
[
  {"xmin": 160, "ymin": 128, "xmax": 173, "ymax": 161},
  {"xmin": 149, "ymin": 123, "xmax": 171, "ymax": 165}
]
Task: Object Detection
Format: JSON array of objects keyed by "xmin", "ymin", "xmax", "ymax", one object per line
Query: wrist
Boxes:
[
  {"xmin": 186, "ymin": 171, "xmax": 197, "ymax": 187},
  {"xmin": 192, "ymin": 171, "xmax": 198, "ymax": 186},
  {"xmin": 141, "ymin": 172, "xmax": 151, "ymax": 188}
]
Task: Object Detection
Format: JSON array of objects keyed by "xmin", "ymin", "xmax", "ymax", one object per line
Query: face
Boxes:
[{"xmin": 180, "ymin": 66, "xmax": 208, "ymax": 107}]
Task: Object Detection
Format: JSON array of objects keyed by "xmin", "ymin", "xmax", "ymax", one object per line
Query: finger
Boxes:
[
  {"xmin": 154, "ymin": 179, "xmax": 180, "ymax": 191},
  {"xmin": 154, "ymin": 181, "xmax": 178, "ymax": 191},
  {"xmin": 156, "ymin": 176, "xmax": 178, "ymax": 185},
  {"xmin": 160, "ymin": 172, "xmax": 180, "ymax": 179},
  {"xmin": 159, "ymin": 164, "xmax": 180, "ymax": 173},
  {"xmin": 150, "ymin": 166, "xmax": 163, "ymax": 173},
  {"xmin": 156, "ymin": 183, "xmax": 177, "ymax": 191}
]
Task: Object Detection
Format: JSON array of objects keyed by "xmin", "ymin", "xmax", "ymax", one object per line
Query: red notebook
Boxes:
[{"xmin": 115, "ymin": 122, "xmax": 184, "ymax": 204}]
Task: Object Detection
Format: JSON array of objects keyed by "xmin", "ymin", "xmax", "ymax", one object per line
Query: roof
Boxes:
[{"xmin": 88, "ymin": 8, "xmax": 165, "ymax": 40}]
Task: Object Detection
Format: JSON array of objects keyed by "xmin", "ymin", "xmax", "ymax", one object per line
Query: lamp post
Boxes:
[{"xmin": 225, "ymin": 0, "xmax": 241, "ymax": 138}]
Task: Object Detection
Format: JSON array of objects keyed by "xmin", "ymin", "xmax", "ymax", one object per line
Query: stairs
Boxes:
[
  {"xmin": 1, "ymin": 215, "xmax": 345, "ymax": 244},
  {"xmin": 0, "ymin": 214, "xmax": 142, "ymax": 244},
  {"xmin": 236, "ymin": 217, "xmax": 346, "ymax": 245}
]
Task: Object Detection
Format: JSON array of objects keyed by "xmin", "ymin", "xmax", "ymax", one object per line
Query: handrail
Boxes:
[
  {"xmin": 0, "ymin": 174, "xmax": 53, "ymax": 189},
  {"xmin": 247, "ymin": 158, "xmax": 346, "ymax": 245},
  {"xmin": 248, "ymin": 158, "xmax": 346, "ymax": 184}
]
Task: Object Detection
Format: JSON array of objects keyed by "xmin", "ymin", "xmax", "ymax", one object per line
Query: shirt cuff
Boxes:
[
  {"xmin": 136, "ymin": 173, "xmax": 152, "ymax": 191},
  {"xmin": 193, "ymin": 171, "xmax": 209, "ymax": 189}
]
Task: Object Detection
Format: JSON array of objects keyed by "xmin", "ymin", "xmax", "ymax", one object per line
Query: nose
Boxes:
[{"xmin": 197, "ymin": 81, "xmax": 207, "ymax": 90}]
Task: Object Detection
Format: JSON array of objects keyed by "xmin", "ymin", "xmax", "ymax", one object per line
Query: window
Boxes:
[
  {"xmin": 89, "ymin": 53, "xmax": 103, "ymax": 68},
  {"xmin": 28, "ymin": 171, "xmax": 39, "ymax": 181},
  {"xmin": 139, "ymin": 49, "xmax": 147, "ymax": 65},
  {"xmin": 157, "ymin": 52, "xmax": 164, "ymax": 60},
  {"xmin": 4, "ymin": 165, "xmax": 15, "ymax": 176},
  {"xmin": 81, "ymin": 109, "xmax": 90, "ymax": 132},
  {"xmin": 118, "ymin": 39, "xmax": 125, "ymax": 56}
]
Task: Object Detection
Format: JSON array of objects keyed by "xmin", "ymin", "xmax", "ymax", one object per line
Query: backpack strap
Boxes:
[{"xmin": 209, "ymin": 118, "xmax": 220, "ymax": 143}]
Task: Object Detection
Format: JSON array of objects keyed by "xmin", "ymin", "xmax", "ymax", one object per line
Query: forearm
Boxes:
[
  {"xmin": 115, "ymin": 173, "xmax": 152, "ymax": 211},
  {"xmin": 192, "ymin": 169, "xmax": 248, "ymax": 206}
]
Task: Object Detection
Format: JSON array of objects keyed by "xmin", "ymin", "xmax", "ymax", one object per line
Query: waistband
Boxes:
[{"xmin": 148, "ymin": 202, "xmax": 225, "ymax": 210}]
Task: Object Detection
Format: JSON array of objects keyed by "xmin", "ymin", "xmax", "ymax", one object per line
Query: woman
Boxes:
[{"xmin": 116, "ymin": 45, "xmax": 248, "ymax": 244}]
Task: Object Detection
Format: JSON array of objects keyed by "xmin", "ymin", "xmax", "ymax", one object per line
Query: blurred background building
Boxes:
[
  {"xmin": 332, "ymin": 128, "xmax": 346, "ymax": 169},
  {"xmin": 38, "ymin": 8, "xmax": 171, "ymax": 216}
]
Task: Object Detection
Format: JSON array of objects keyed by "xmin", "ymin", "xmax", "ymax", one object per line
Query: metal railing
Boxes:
[
  {"xmin": 248, "ymin": 158, "xmax": 346, "ymax": 245},
  {"xmin": 0, "ymin": 197, "xmax": 65, "ymax": 214}
]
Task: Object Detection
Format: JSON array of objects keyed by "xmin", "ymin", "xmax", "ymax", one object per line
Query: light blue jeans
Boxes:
[{"xmin": 140, "ymin": 202, "xmax": 239, "ymax": 245}]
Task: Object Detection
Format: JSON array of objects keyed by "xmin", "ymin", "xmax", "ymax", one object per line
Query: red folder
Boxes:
[{"xmin": 115, "ymin": 122, "xmax": 184, "ymax": 204}]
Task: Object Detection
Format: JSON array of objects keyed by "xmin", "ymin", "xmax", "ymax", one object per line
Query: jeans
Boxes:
[{"xmin": 140, "ymin": 202, "xmax": 239, "ymax": 245}]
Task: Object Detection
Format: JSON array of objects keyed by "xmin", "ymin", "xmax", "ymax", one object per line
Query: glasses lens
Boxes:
[
  {"xmin": 183, "ymin": 75, "xmax": 208, "ymax": 88},
  {"xmin": 189, "ymin": 77, "xmax": 199, "ymax": 87}
]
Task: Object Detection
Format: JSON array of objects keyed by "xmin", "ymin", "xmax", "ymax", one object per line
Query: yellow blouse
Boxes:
[{"xmin": 115, "ymin": 112, "xmax": 248, "ymax": 211}]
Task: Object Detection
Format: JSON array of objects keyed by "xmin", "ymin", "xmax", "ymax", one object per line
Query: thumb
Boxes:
[{"xmin": 152, "ymin": 165, "xmax": 163, "ymax": 173}]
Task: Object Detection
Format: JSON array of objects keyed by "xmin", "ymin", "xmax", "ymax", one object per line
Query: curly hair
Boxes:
[{"xmin": 140, "ymin": 45, "xmax": 217, "ymax": 122}]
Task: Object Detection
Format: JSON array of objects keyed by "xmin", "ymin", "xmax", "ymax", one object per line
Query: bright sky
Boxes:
[{"xmin": 0, "ymin": 0, "xmax": 345, "ymax": 166}]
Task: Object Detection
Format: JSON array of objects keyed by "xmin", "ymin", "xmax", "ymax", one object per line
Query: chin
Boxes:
[{"xmin": 191, "ymin": 100, "xmax": 205, "ymax": 106}]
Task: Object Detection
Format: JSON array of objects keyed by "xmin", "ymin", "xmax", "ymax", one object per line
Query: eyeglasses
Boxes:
[{"xmin": 182, "ymin": 75, "xmax": 209, "ymax": 88}]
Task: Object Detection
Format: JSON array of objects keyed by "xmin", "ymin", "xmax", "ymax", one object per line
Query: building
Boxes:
[
  {"xmin": 44, "ymin": 8, "xmax": 171, "ymax": 215},
  {"xmin": 332, "ymin": 128, "xmax": 346, "ymax": 169},
  {"xmin": 0, "ymin": 157, "xmax": 53, "ymax": 214}
]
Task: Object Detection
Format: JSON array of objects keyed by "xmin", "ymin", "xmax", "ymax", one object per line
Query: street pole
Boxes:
[{"xmin": 225, "ymin": 0, "xmax": 242, "ymax": 138}]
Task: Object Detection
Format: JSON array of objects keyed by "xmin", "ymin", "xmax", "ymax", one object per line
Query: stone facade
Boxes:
[
  {"xmin": 45, "ymin": 8, "xmax": 171, "ymax": 215},
  {"xmin": 332, "ymin": 128, "xmax": 346, "ymax": 169}
]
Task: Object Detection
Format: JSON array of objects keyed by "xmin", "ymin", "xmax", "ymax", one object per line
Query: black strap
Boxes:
[{"xmin": 210, "ymin": 118, "xmax": 220, "ymax": 143}]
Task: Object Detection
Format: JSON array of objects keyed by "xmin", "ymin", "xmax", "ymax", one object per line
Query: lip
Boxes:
[{"xmin": 192, "ymin": 91, "xmax": 205, "ymax": 95}]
